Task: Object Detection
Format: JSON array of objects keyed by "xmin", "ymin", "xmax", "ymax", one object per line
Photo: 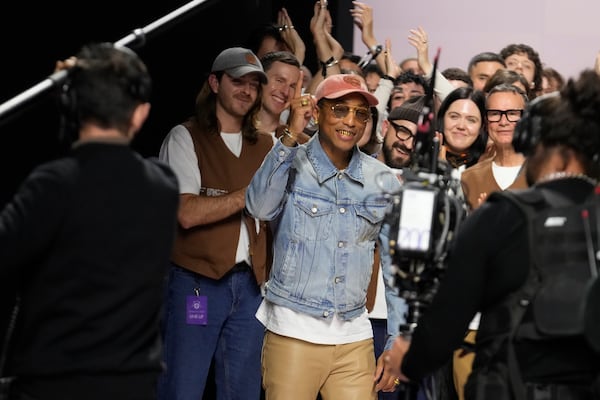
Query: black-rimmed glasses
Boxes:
[
  {"xmin": 328, "ymin": 104, "xmax": 371, "ymax": 123},
  {"xmin": 389, "ymin": 121, "xmax": 415, "ymax": 143},
  {"xmin": 486, "ymin": 109, "xmax": 524, "ymax": 123}
]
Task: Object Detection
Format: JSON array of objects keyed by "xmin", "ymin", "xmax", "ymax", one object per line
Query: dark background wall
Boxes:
[
  {"xmin": 0, "ymin": 0, "xmax": 353, "ymax": 338},
  {"xmin": 0, "ymin": 0, "xmax": 353, "ymax": 209}
]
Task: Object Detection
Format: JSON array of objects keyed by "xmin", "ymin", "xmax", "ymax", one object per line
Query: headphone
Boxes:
[
  {"xmin": 512, "ymin": 91, "xmax": 560, "ymax": 156},
  {"xmin": 57, "ymin": 74, "xmax": 79, "ymax": 144},
  {"xmin": 56, "ymin": 44, "xmax": 151, "ymax": 144}
]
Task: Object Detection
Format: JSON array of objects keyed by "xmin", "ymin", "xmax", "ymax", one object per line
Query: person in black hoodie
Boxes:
[{"xmin": 0, "ymin": 42, "xmax": 179, "ymax": 400}]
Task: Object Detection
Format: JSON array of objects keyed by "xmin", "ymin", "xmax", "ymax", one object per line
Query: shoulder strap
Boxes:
[{"xmin": 486, "ymin": 190, "xmax": 543, "ymax": 400}]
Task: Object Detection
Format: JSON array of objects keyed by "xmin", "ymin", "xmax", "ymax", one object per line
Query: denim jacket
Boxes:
[{"xmin": 246, "ymin": 134, "xmax": 402, "ymax": 321}]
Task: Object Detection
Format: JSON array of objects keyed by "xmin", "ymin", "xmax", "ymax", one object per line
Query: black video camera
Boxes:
[{"xmin": 381, "ymin": 49, "xmax": 467, "ymax": 333}]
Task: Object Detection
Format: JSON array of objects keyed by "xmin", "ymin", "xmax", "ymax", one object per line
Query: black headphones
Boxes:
[
  {"xmin": 512, "ymin": 91, "xmax": 560, "ymax": 156},
  {"xmin": 56, "ymin": 44, "xmax": 151, "ymax": 144},
  {"xmin": 59, "ymin": 77, "xmax": 76, "ymax": 114},
  {"xmin": 57, "ymin": 75, "xmax": 79, "ymax": 144}
]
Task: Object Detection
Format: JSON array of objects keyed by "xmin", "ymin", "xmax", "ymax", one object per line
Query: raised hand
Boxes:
[
  {"xmin": 383, "ymin": 38, "xmax": 401, "ymax": 78},
  {"xmin": 350, "ymin": 1, "xmax": 375, "ymax": 47},
  {"xmin": 278, "ymin": 8, "xmax": 306, "ymax": 65},
  {"xmin": 307, "ymin": 0, "xmax": 342, "ymax": 93},
  {"xmin": 408, "ymin": 26, "xmax": 432, "ymax": 76},
  {"xmin": 285, "ymin": 69, "xmax": 313, "ymax": 144}
]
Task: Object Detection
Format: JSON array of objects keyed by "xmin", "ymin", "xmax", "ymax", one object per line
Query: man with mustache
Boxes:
[{"xmin": 379, "ymin": 95, "xmax": 426, "ymax": 169}]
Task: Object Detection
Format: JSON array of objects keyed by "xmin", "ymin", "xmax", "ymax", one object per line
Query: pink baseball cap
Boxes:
[{"xmin": 314, "ymin": 74, "xmax": 378, "ymax": 106}]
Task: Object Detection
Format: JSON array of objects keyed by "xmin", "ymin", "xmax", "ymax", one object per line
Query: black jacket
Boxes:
[
  {"xmin": 0, "ymin": 141, "xmax": 179, "ymax": 399},
  {"xmin": 402, "ymin": 178, "xmax": 600, "ymax": 387}
]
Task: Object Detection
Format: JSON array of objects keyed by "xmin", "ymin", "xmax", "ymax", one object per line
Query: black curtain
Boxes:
[
  {"xmin": 0, "ymin": 0, "xmax": 357, "ymax": 379},
  {"xmin": 0, "ymin": 0, "xmax": 356, "ymax": 208}
]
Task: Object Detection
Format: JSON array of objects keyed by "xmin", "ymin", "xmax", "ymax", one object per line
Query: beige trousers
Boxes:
[{"xmin": 261, "ymin": 331, "xmax": 377, "ymax": 400}]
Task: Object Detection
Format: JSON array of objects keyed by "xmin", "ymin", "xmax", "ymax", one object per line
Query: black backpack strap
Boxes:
[{"xmin": 486, "ymin": 190, "xmax": 545, "ymax": 400}]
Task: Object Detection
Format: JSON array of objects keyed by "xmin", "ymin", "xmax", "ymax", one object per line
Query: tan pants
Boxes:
[
  {"xmin": 261, "ymin": 331, "xmax": 377, "ymax": 400},
  {"xmin": 452, "ymin": 330, "xmax": 477, "ymax": 400}
]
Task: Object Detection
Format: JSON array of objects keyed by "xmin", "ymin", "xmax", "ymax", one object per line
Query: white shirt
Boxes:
[
  {"xmin": 492, "ymin": 162, "xmax": 523, "ymax": 190},
  {"xmin": 256, "ymin": 300, "xmax": 373, "ymax": 345},
  {"xmin": 367, "ymin": 269, "xmax": 388, "ymax": 319}
]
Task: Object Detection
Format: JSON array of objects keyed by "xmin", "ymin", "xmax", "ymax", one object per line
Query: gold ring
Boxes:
[
  {"xmin": 394, "ymin": 378, "xmax": 400, "ymax": 386},
  {"xmin": 301, "ymin": 98, "xmax": 309, "ymax": 106}
]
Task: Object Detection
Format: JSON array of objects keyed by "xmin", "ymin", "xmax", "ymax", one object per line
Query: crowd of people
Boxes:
[{"xmin": 2, "ymin": 1, "xmax": 600, "ymax": 400}]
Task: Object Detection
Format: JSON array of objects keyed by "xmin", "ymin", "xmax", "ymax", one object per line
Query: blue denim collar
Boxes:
[{"xmin": 305, "ymin": 133, "xmax": 365, "ymax": 185}]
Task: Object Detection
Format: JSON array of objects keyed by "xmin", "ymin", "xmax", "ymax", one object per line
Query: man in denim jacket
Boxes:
[{"xmin": 246, "ymin": 74, "xmax": 403, "ymax": 400}]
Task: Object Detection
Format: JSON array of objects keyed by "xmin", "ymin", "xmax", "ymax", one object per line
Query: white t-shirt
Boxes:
[
  {"xmin": 492, "ymin": 162, "xmax": 522, "ymax": 190},
  {"xmin": 367, "ymin": 269, "xmax": 387, "ymax": 319},
  {"xmin": 256, "ymin": 300, "xmax": 373, "ymax": 345}
]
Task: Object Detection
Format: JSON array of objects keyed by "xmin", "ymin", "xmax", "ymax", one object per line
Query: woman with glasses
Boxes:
[
  {"xmin": 246, "ymin": 74, "xmax": 405, "ymax": 400},
  {"xmin": 460, "ymin": 83, "xmax": 530, "ymax": 211}
]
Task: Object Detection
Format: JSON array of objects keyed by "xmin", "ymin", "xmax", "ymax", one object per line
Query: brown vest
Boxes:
[
  {"xmin": 171, "ymin": 121, "xmax": 273, "ymax": 284},
  {"xmin": 366, "ymin": 242, "xmax": 381, "ymax": 313}
]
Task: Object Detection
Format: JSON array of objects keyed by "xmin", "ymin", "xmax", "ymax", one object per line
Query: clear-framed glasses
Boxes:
[
  {"xmin": 486, "ymin": 109, "xmax": 524, "ymax": 123},
  {"xmin": 389, "ymin": 121, "xmax": 415, "ymax": 143},
  {"xmin": 328, "ymin": 104, "xmax": 371, "ymax": 123}
]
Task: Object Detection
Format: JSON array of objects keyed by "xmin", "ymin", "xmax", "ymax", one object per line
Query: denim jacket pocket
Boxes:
[
  {"xmin": 354, "ymin": 202, "xmax": 387, "ymax": 242},
  {"xmin": 293, "ymin": 192, "xmax": 334, "ymax": 241}
]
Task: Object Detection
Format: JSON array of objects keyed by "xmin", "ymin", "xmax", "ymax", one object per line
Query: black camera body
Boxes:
[
  {"xmin": 385, "ymin": 164, "xmax": 466, "ymax": 331},
  {"xmin": 382, "ymin": 66, "xmax": 468, "ymax": 334}
]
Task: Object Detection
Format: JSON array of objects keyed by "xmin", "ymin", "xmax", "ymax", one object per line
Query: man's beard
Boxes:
[{"xmin": 382, "ymin": 142, "xmax": 412, "ymax": 169}]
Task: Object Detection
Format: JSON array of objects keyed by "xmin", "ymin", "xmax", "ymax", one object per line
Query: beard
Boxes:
[{"xmin": 382, "ymin": 141, "xmax": 412, "ymax": 169}]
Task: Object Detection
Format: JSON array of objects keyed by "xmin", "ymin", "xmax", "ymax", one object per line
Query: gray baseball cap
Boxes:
[{"xmin": 211, "ymin": 47, "xmax": 267, "ymax": 84}]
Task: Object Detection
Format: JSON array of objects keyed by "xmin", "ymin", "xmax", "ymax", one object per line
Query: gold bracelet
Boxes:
[
  {"xmin": 282, "ymin": 127, "xmax": 297, "ymax": 146},
  {"xmin": 283, "ymin": 127, "xmax": 294, "ymax": 138}
]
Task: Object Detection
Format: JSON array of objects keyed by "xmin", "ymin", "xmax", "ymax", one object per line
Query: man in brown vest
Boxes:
[{"xmin": 156, "ymin": 47, "xmax": 274, "ymax": 400}]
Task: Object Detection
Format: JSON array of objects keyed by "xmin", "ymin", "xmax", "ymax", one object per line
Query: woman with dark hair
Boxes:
[
  {"xmin": 500, "ymin": 43, "xmax": 544, "ymax": 98},
  {"xmin": 436, "ymin": 86, "xmax": 487, "ymax": 170},
  {"xmin": 433, "ymin": 85, "xmax": 488, "ymax": 400}
]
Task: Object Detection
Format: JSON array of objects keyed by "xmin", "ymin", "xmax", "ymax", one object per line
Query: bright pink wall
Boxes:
[{"xmin": 352, "ymin": 0, "xmax": 597, "ymax": 82}]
